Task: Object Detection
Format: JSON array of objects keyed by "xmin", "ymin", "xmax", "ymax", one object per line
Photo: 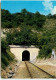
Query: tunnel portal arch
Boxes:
[
  {"xmin": 22, "ymin": 50, "xmax": 30, "ymax": 61},
  {"xmin": 9, "ymin": 45, "xmax": 40, "ymax": 61}
]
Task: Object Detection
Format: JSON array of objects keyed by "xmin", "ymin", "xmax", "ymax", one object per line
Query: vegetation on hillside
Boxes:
[
  {"xmin": 1, "ymin": 9, "xmax": 56, "ymax": 60},
  {"xmin": 6, "ymin": 26, "xmax": 38, "ymax": 46},
  {"xmin": 1, "ymin": 9, "xmax": 46, "ymax": 29},
  {"xmin": 1, "ymin": 38, "xmax": 15, "ymax": 69}
]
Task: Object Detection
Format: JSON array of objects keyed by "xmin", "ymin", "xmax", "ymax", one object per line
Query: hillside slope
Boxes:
[{"xmin": 43, "ymin": 19, "xmax": 56, "ymax": 30}]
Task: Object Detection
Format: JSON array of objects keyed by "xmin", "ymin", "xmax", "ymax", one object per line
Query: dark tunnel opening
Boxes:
[{"xmin": 22, "ymin": 50, "xmax": 30, "ymax": 61}]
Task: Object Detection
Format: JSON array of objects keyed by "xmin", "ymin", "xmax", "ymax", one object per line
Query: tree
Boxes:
[
  {"xmin": 34, "ymin": 12, "xmax": 46, "ymax": 28},
  {"xmin": 19, "ymin": 26, "xmax": 31, "ymax": 45},
  {"xmin": 38, "ymin": 44, "xmax": 52, "ymax": 58},
  {"xmin": 6, "ymin": 32, "xmax": 14, "ymax": 44},
  {"xmin": 21, "ymin": 9, "xmax": 28, "ymax": 15},
  {"xmin": 47, "ymin": 13, "xmax": 53, "ymax": 18},
  {"xmin": 1, "ymin": 38, "xmax": 8, "ymax": 52},
  {"xmin": 1, "ymin": 9, "xmax": 12, "ymax": 22}
]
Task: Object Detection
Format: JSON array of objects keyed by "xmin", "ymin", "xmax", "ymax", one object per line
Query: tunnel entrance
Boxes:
[{"xmin": 22, "ymin": 50, "xmax": 30, "ymax": 61}]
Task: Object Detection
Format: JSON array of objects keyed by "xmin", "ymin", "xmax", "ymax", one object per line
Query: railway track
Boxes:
[
  {"xmin": 25, "ymin": 61, "xmax": 56, "ymax": 78},
  {"xmin": 13, "ymin": 61, "xmax": 56, "ymax": 78}
]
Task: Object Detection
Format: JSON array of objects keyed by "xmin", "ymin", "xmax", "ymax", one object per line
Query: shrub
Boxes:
[
  {"xmin": 1, "ymin": 38, "xmax": 15, "ymax": 69},
  {"xmin": 38, "ymin": 44, "xmax": 52, "ymax": 58},
  {"xmin": 1, "ymin": 53, "xmax": 9, "ymax": 66},
  {"xmin": 1, "ymin": 62, "xmax": 6, "ymax": 69},
  {"xmin": 1, "ymin": 38, "xmax": 8, "ymax": 52}
]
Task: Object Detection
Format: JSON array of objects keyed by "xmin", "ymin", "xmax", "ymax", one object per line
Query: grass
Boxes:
[{"xmin": 1, "ymin": 48, "xmax": 15, "ymax": 69}]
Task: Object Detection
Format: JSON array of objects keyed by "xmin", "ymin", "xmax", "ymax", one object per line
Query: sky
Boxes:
[{"xmin": 1, "ymin": 1, "xmax": 56, "ymax": 15}]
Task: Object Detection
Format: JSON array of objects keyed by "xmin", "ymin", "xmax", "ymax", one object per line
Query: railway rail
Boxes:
[
  {"xmin": 12, "ymin": 61, "xmax": 56, "ymax": 78},
  {"xmin": 25, "ymin": 61, "xmax": 56, "ymax": 78}
]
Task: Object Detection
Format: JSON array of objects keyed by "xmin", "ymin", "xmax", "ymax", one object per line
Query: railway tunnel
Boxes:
[
  {"xmin": 22, "ymin": 50, "xmax": 30, "ymax": 61},
  {"xmin": 9, "ymin": 45, "xmax": 40, "ymax": 61}
]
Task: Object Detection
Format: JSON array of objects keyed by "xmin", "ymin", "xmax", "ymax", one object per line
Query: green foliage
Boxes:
[
  {"xmin": 1, "ymin": 9, "xmax": 56, "ymax": 59},
  {"xmin": 34, "ymin": 12, "xmax": 46, "ymax": 28},
  {"xmin": 1, "ymin": 9, "xmax": 12, "ymax": 28},
  {"xmin": 38, "ymin": 44, "xmax": 52, "ymax": 58},
  {"xmin": 37, "ymin": 19, "xmax": 56, "ymax": 58},
  {"xmin": 21, "ymin": 9, "xmax": 28, "ymax": 15},
  {"xmin": 1, "ymin": 53, "xmax": 9, "ymax": 66},
  {"xmin": 6, "ymin": 49, "xmax": 15, "ymax": 60},
  {"xmin": 1, "ymin": 9, "xmax": 12, "ymax": 22},
  {"xmin": 1, "ymin": 9, "xmax": 46, "ymax": 29},
  {"xmin": 1, "ymin": 38, "xmax": 15, "ymax": 69},
  {"xmin": 2, "ymin": 21, "xmax": 13, "ymax": 28},
  {"xmin": 1, "ymin": 38, "xmax": 8, "ymax": 52},
  {"xmin": 6, "ymin": 26, "xmax": 33, "ymax": 45},
  {"xmin": 47, "ymin": 13, "xmax": 53, "ymax": 19},
  {"xmin": 47, "ymin": 13, "xmax": 56, "ymax": 19},
  {"xmin": 30, "ymin": 33, "xmax": 38, "ymax": 45},
  {"xmin": 1, "ymin": 62, "xmax": 6, "ymax": 69},
  {"xmin": 6, "ymin": 32, "xmax": 14, "ymax": 44}
]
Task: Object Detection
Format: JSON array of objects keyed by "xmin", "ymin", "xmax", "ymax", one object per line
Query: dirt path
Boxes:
[
  {"xmin": 34, "ymin": 59, "xmax": 56, "ymax": 77},
  {"xmin": 13, "ymin": 61, "xmax": 31, "ymax": 78}
]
